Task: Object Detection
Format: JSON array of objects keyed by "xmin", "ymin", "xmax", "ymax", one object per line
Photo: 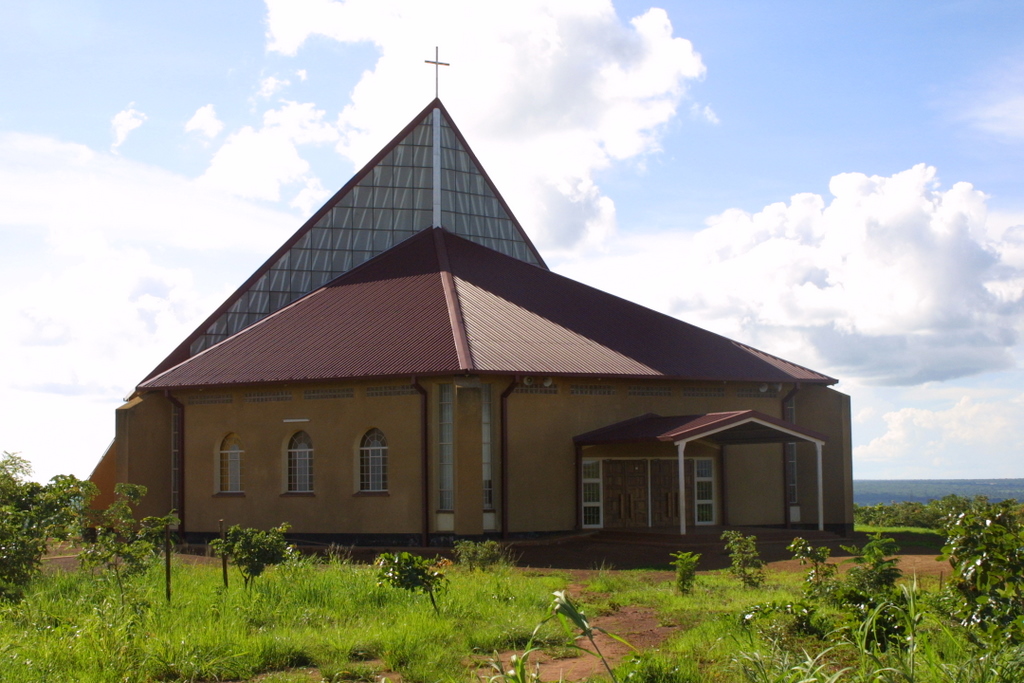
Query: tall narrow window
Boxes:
[
  {"xmin": 171, "ymin": 402, "xmax": 182, "ymax": 508},
  {"xmin": 360, "ymin": 428, "xmax": 388, "ymax": 492},
  {"xmin": 287, "ymin": 431, "xmax": 314, "ymax": 492},
  {"xmin": 219, "ymin": 434, "xmax": 243, "ymax": 492},
  {"xmin": 784, "ymin": 397, "xmax": 798, "ymax": 505},
  {"xmin": 482, "ymin": 384, "xmax": 493, "ymax": 510},
  {"xmin": 581, "ymin": 460, "xmax": 602, "ymax": 528},
  {"xmin": 438, "ymin": 383, "xmax": 454, "ymax": 510}
]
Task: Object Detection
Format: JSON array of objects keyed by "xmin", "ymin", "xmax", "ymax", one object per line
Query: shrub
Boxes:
[
  {"xmin": 840, "ymin": 534, "xmax": 902, "ymax": 597},
  {"xmin": 210, "ymin": 523, "xmax": 292, "ymax": 588},
  {"xmin": 787, "ymin": 537, "xmax": 838, "ymax": 600},
  {"xmin": 721, "ymin": 531, "xmax": 765, "ymax": 588},
  {"xmin": 669, "ymin": 551, "xmax": 701, "ymax": 594},
  {"xmin": 0, "ymin": 452, "xmax": 97, "ymax": 599},
  {"xmin": 453, "ymin": 539, "xmax": 511, "ymax": 570},
  {"xmin": 375, "ymin": 551, "xmax": 448, "ymax": 613},
  {"xmin": 941, "ymin": 499, "xmax": 1024, "ymax": 641}
]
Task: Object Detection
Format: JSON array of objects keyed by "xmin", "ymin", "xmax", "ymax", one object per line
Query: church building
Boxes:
[{"xmin": 90, "ymin": 99, "xmax": 854, "ymax": 544}]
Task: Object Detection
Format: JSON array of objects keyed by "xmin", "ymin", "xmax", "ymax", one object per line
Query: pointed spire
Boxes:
[{"xmin": 143, "ymin": 100, "xmax": 545, "ymax": 379}]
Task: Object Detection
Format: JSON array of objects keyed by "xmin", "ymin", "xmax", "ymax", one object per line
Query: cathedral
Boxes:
[{"xmin": 90, "ymin": 99, "xmax": 853, "ymax": 544}]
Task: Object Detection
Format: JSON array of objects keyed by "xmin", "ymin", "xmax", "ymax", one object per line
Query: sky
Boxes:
[{"xmin": 2, "ymin": 0, "xmax": 1023, "ymax": 483}]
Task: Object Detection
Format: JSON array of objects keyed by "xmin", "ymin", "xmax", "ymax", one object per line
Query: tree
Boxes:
[
  {"xmin": 211, "ymin": 523, "xmax": 292, "ymax": 588},
  {"xmin": 79, "ymin": 483, "xmax": 177, "ymax": 603},
  {"xmin": 0, "ymin": 451, "xmax": 97, "ymax": 599}
]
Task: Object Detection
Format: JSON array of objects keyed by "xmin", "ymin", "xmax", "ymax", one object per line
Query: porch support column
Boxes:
[
  {"xmin": 816, "ymin": 441, "xmax": 824, "ymax": 532},
  {"xmin": 676, "ymin": 439, "xmax": 690, "ymax": 535}
]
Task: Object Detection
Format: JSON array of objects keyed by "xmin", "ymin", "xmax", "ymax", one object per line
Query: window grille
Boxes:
[
  {"xmin": 244, "ymin": 390, "xmax": 293, "ymax": 403},
  {"xmin": 219, "ymin": 434, "xmax": 243, "ymax": 493},
  {"xmin": 359, "ymin": 429, "xmax": 388, "ymax": 492},
  {"xmin": 438, "ymin": 384, "xmax": 454, "ymax": 510},
  {"xmin": 187, "ymin": 393, "xmax": 233, "ymax": 405},
  {"xmin": 628, "ymin": 385, "xmax": 672, "ymax": 397},
  {"xmin": 287, "ymin": 431, "xmax": 313, "ymax": 492},
  {"xmin": 570, "ymin": 384, "xmax": 616, "ymax": 396},
  {"xmin": 303, "ymin": 388, "xmax": 354, "ymax": 400},
  {"xmin": 366, "ymin": 385, "xmax": 419, "ymax": 397},
  {"xmin": 681, "ymin": 386, "xmax": 725, "ymax": 398}
]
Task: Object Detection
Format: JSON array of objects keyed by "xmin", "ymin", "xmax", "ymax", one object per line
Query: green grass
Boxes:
[
  {"xmin": 5, "ymin": 553, "xmax": 1024, "ymax": 682},
  {"xmin": 0, "ymin": 557, "xmax": 567, "ymax": 683}
]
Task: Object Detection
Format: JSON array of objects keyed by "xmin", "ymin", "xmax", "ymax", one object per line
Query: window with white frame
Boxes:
[
  {"xmin": 582, "ymin": 459, "xmax": 602, "ymax": 527},
  {"xmin": 359, "ymin": 428, "xmax": 388, "ymax": 492},
  {"xmin": 287, "ymin": 431, "xmax": 314, "ymax": 492},
  {"xmin": 438, "ymin": 383, "xmax": 454, "ymax": 510},
  {"xmin": 219, "ymin": 433, "xmax": 243, "ymax": 493}
]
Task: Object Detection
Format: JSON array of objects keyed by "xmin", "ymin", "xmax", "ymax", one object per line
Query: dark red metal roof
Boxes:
[
  {"xmin": 140, "ymin": 229, "xmax": 836, "ymax": 390},
  {"xmin": 573, "ymin": 410, "xmax": 829, "ymax": 445}
]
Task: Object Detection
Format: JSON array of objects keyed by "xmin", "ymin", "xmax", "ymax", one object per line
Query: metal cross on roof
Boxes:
[{"xmin": 424, "ymin": 46, "xmax": 449, "ymax": 98}]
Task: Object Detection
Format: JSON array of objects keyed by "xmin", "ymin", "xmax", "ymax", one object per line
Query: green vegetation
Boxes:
[
  {"xmin": 721, "ymin": 530, "xmax": 766, "ymax": 588},
  {"xmin": 670, "ymin": 551, "xmax": 701, "ymax": 595},
  {"xmin": 211, "ymin": 522, "xmax": 292, "ymax": 588},
  {"xmin": 11, "ymin": 459, "xmax": 1024, "ymax": 681}
]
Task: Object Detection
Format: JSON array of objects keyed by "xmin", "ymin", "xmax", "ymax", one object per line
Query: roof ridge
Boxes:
[{"xmin": 433, "ymin": 228, "xmax": 474, "ymax": 371}]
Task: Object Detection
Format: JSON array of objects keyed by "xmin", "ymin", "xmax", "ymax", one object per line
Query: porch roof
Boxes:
[{"xmin": 573, "ymin": 410, "xmax": 828, "ymax": 447}]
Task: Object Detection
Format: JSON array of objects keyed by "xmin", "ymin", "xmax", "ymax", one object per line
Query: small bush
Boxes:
[
  {"xmin": 210, "ymin": 523, "xmax": 292, "ymax": 588},
  {"xmin": 669, "ymin": 551, "xmax": 701, "ymax": 594},
  {"xmin": 787, "ymin": 537, "xmax": 838, "ymax": 599},
  {"xmin": 453, "ymin": 539, "xmax": 511, "ymax": 570},
  {"xmin": 375, "ymin": 551, "xmax": 448, "ymax": 613},
  {"xmin": 721, "ymin": 531, "xmax": 765, "ymax": 588}
]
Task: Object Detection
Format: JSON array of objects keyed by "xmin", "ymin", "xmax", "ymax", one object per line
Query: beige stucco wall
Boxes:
[
  {"xmin": 112, "ymin": 394, "xmax": 175, "ymax": 520},
  {"xmin": 179, "ymin": 381, "xmax": 424, "ymax": 536},
  {"xmin": 795, "ymin": 385, "xmax": 854, "ymax": 528},
  {"xmin": 504, "ymin": 380, "xmax": 792, "ymax": 533},
  {"xmin": 102, "ymin": 376, "xmax": 852, "ymax": 538}
]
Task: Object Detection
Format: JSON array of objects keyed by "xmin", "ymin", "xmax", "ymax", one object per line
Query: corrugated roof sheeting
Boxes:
[
  {"xmin": 574, "ymin": 410, "xmax": 829, "ymax": 445},
  {"xmin": 142, "ymin": 232, "xmax": 460, "ymax": 389},
  {"xmin": 455, "ymin": 277, "xmax": 659, "ymax": 375},
  {"xmin": 444, "ymin": 232, "xmax": 836, "ymax": 384},
  {"xmin": 142, "ymin": 228, "xmax": 836, "ymax": 390}
]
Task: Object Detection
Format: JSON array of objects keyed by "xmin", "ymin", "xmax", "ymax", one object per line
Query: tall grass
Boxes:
[
  {"xmin": 6, "ymin": 555, "xmax": 1024, "ymax": 682},
  {"xmin": 0, "ymin": 556, "xmax": 565, "ymax": 683}
]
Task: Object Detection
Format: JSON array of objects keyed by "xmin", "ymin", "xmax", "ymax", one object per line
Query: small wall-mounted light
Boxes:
[
  {"xmin": 542, "ymin": 377, "xmax": 553, "ymax": 387},
  {"xmin": 759, "ymin": 383, "xmax": 769, "ymax": 393}
]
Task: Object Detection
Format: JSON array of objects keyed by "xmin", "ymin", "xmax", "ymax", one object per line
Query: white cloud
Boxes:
[
  {"xmin": 958, "ymin": 58, "xmax": 1024, "ymax": 142},
  {"xmin": 0, "ymin": 132, "xmax": 301, "ymax": 481},
  {"xmin": 111, "ymin": 103, "xmax": 147, "ymax": 149},
  {"xmin": 854, "ymin": 393, "xmax": 1024, "ymax": 478},
  {"xmin": 262, "ymin": 0, "xmax": 707, "ymax": 252},
  {"xmin": 258, "ymin": 75, "xmax": 291, "ymax": 98},
  {"xmin": 690, "ymin": 103, "xmax": 719, "ymax": 125},
  {"xmin": 185, "ymin": 104, "xmax": 225, "ymax": 138},
  {"xmin": 0, "ymin": 133, "xmax": 295, "ymax": 252},
  {"xmin": 555, "ymin": 164, "xmax": 1024, "ymax": 386},
  {"xmin": 199, "ymin": 100, "xmax": 338, "ymax": 201}
]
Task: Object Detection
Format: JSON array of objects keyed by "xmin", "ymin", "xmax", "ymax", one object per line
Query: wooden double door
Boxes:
[{"xmin": 602, "ymin": 459, "xmax": 687, "ymax": 529}]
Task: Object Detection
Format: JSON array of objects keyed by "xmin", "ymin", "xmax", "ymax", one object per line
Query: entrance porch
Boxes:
[{"xmin": 574, "ymin": 410, "xmax": 829, "ymax": 535}]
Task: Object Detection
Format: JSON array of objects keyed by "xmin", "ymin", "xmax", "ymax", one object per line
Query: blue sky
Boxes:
[{"xmin": 2, "ymin": 1, "xmax": 1023, "ymax": 482}]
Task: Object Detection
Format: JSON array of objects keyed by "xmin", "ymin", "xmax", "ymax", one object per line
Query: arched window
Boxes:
[
  {"xmin": 287, "ymin": 431, "xmax": 314, "ymax": 492},
  {"xmin": 219, "ymin": 434, "xmax": 243, "ymax": 492},
  {"xmin": 359, "ymin": 428, "xmax": 388, "ymax": 492}
]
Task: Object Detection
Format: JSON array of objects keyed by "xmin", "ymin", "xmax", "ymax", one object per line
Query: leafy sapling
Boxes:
[
  {"xmin": 669, "ymin": 550, "xmax": 701, "ymax": 594},
  {"xmin": 721, "ymin": 530, "xmax": 766, "ymax": 588},
  {"xmin": 210, "ymin": 523, "xmax": 292, "ymax": 588},
  {"xmin": 375, "ymin": 551, "xmax": 448, "ymax": 614}
]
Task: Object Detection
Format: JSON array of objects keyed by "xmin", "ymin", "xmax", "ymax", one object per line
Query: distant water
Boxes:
[{"xmin": 854, "ymin": 479, "xmax": 1024, "ymax": 506}]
